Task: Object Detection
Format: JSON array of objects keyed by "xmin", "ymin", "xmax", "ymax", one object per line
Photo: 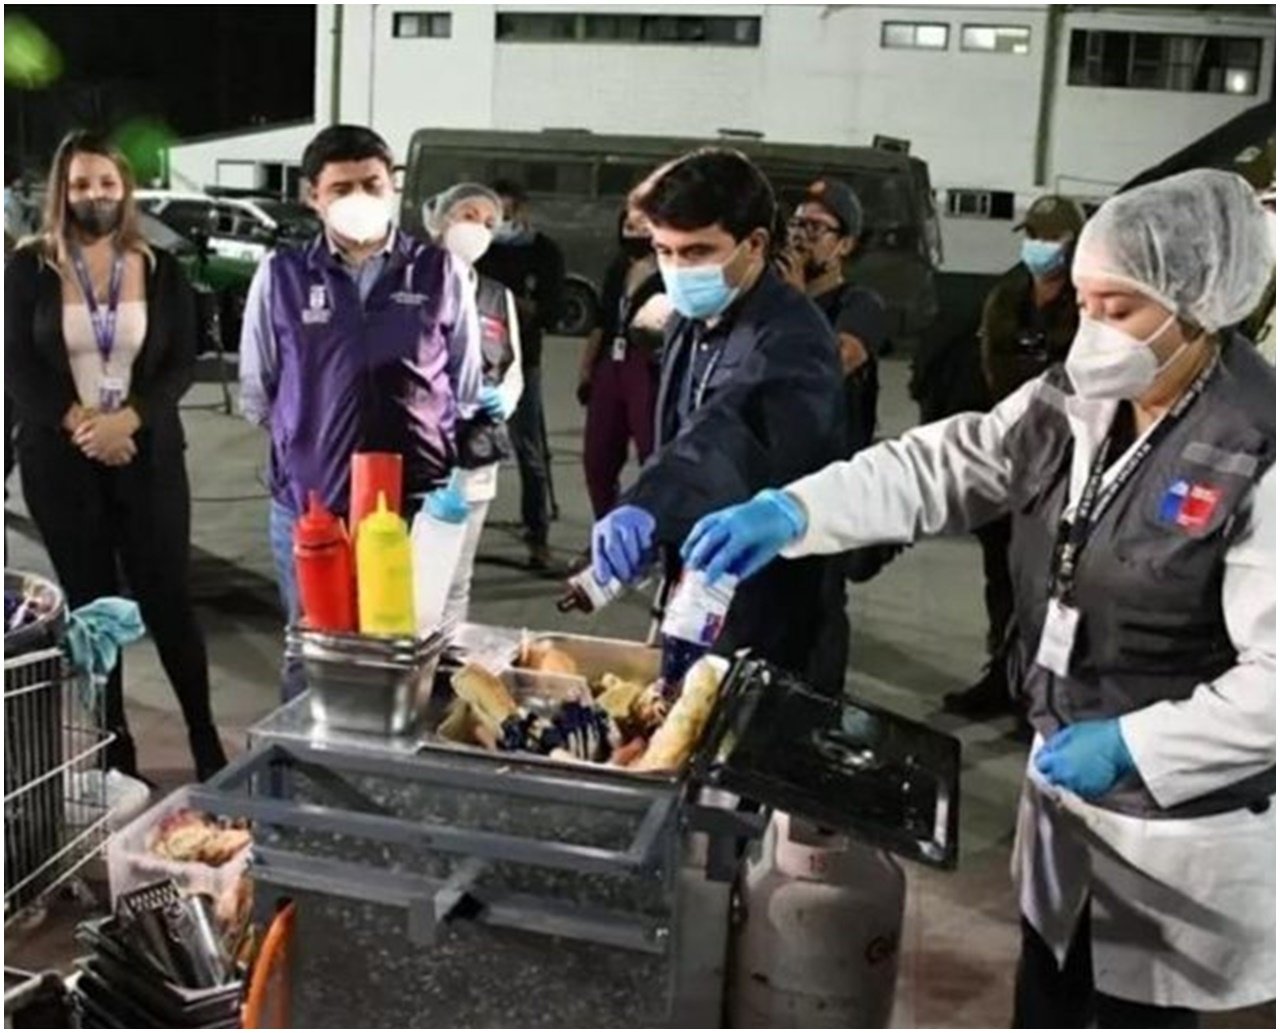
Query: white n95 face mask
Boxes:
[
  {"xmin": 443, "ymin": 221, "xmax": 493, "ymax": 266},
  {"xmin": 1065, "ymin": 312, "xmax": 1181, "ymax": 400},
  {"xmin": 326, "ymin": 191, "xmax": 392, "ymax": 244}
]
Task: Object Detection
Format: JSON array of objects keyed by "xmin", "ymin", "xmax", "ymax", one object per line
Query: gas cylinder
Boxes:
[
  {"xmin": 728, "ymin": 812, "xmax": 906, "ymax": 1028},
  {"xmin": 355, "ymin": 492, "xmax": 415, "ymax": 636},
  {"xmin": 293, "ymin": 491, "xmax": 356, "ymax": 632}
]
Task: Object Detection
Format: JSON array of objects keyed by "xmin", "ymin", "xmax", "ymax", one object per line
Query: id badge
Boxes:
[
  {"xmin": 97, "ymin": 375, "xmax": 126, "ymax": 413},
  {"xmin": 610, "ymin": 336, "xmax": 627, "ymax": 362},
  {"xmin": 1035, "ymin": 599, "xmax": 1080, "ymax": 678}
]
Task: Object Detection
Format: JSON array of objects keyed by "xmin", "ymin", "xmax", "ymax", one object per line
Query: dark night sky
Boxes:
[{"xmin": 6, "ymin": 5, "xmax": 316, "ymax": 169}]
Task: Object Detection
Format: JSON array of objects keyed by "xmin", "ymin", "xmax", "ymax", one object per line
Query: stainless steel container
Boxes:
[{"xmin": 285, "ymin": 627, "xmax": 447, "ymax": 736}]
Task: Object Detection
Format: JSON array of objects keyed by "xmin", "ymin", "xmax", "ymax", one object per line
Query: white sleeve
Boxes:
[
  {"xmin": 497, "ymin": 287, "xmax": 524, "ymax": 417},
  {"xmin": 781, "ymin": 377, "xmax": 1040, "ymax": 556},
  {"xmin": 1120, "ymin": 465, "xmax": 1276, "ymax": 808}
]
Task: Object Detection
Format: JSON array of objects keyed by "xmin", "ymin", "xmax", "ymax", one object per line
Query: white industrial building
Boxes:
[{"xmin": 168, "ymin": 3, "xmax": 1275, "ymax": 271}]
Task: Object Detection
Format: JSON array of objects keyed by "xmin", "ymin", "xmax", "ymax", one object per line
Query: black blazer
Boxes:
[{"xmin": 5, "ymin": 242, "xmax": 196, "ymax": 462}]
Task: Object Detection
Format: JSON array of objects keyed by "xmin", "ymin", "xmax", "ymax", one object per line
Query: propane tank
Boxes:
[{"xmin": 728, "ymin": 812, "xmax": 906, "ymax": 1028}]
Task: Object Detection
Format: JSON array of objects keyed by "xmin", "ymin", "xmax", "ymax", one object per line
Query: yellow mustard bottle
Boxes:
[{"xmin": 355, "ymin": 491, "xmax": 415, "ymax": 636}]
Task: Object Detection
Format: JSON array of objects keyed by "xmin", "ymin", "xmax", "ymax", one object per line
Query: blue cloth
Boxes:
[
  {"xmin": 592, "ymin": 505, "xmax": 656, "ymax": 585},
  {"xmin": 238, "ymin": 230, "xmax": 483, "ymax": 515},
  {"xmin": 63, "ymin": 599, "xmax": 145, "ymax": 701},
  {"xmin": 1035, "ymin": 720, "xmax": 1136, "ymax": 799},
  {"xmin": 682, "ymin": 489, "xmax": 808, "ymax": 583}
]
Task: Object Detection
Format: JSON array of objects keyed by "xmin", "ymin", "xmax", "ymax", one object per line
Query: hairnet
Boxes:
[
  {"xmin": 1072, "ymin": 169, "xmax": 1272, "ymax": 331},
  {"xmin": 422, "ymin": 182, "xmax": 503, "ymax": 239}
]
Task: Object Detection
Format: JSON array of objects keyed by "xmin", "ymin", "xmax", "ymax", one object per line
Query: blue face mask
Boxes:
[
  {"xmin": 1021, "ymin": 238, "xmax": 1067, "ymax": 278},
  {"xmin": 659, "ymin": 244, "xmax": 746, "ymax": 321},
  {"xmin": 493, "ymin": 221, "xmax": 535, "ymax": 246}
]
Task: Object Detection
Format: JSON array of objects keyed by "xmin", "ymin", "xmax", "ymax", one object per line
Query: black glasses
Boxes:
[{"xmin": 787, "ymin": 217, "xmax": 841, "ymax": 239}]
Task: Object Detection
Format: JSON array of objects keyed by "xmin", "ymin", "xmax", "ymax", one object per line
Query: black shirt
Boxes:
[
  {"xmin": 475, "ymin": 231, "xmax": 566, "ymax": 370},
  {"xmin": 812, "ymin": 282, "xmax": 887, "ymax": 453}
]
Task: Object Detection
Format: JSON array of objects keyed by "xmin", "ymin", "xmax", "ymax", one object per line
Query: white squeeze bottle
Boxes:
[{"xmin": 410, "ymin": 470, "xmax": 470, "ymax": 637}]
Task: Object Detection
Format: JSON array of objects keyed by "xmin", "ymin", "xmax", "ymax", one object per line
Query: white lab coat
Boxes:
[{"xmin": 781, "ymin": 371, "xmax": 1276, "ymax": 1010}]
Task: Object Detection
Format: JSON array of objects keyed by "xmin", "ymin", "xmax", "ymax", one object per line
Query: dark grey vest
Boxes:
[{"xmin": 1006, "ymin": 338, "xmax": 1275, "ymax": 819}]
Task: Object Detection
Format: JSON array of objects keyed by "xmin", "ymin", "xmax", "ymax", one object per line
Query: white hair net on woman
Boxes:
[
  {"xmin": 1072, "ymin": 168, "xmax": 1273, "ymax": 331},
  {"xmin": 421, "ymin": 182, "xmax": 503, "ymax": 240}
]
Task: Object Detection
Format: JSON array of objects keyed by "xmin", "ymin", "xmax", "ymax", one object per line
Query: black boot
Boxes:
[
  {"xmin": 943, "ymin": 663, "xmax": 1015, "ymax": 719},
  {"xmin": 189, "ymin": 727, "xmax": 229, "ymax": 782},
  {"xmin": 105, "ymin": 728, "xmax": 140, "ymax": 778}
]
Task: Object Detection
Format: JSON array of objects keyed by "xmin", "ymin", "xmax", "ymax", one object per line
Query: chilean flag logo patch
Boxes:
[{"xmin": 1159, "ymin": 478, "xmax": 1222, "ymax": 531}]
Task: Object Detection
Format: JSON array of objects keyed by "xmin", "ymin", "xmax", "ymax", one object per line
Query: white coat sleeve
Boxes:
[
  {"xmin": 1120, "ymin": 465, "xmax": 1276, "ymax": 808},
  {"xmin": 497, "ymin": 287, "xmax": 524, "ymax": 419},
  {"xmin": 781, "ymin": 378, "xmax": 1041, "ymax": 556}
]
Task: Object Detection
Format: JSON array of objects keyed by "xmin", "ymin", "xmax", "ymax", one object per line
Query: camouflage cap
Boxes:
[{"xmin": 1015, "ymin": 194, "xmax": 1086, "ymax": 239}]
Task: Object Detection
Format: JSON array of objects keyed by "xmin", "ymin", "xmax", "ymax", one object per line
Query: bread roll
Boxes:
[{"xmin": 632, "ymin": 658, "xmax": 724, "ymax": 773}]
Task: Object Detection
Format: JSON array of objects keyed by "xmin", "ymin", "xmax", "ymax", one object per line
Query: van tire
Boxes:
[{"xmin": 555, "ymin": 279, "xmax": 599, "ymax": 338}]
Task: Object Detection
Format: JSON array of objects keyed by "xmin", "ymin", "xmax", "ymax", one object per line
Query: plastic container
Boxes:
[
  {"xmin": 409, "ymin": 473, "xmax": 469, "ymax": 637},
  {"xmin": 355, "ymin": 492, "xmax": 415, "ymax": 636},
  {"xmin": 349, "ymin": 452, "xmax": 403, "ymax": 538},
  {"xmin": 293, "ymin": 492, "xmax": 357, "ymax": 633},
  {"xmin": 106, "ymin": 786, "xmax": 250, "ymax": 908},
  {"xmin": 659, "ymin": 570, "xmax": 738, "ymax": 698}
]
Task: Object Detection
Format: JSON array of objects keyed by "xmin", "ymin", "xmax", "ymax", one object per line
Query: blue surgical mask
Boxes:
[
  {"xmin": 659, "ymin": 244, "xmax": 746, "ymax": 321},
  {"xmin": 1021, "ymin": 238, "xmax": 1066, "ymax": 278},
  {"xmin": 493, "ymin": 221, "xmax": 534, "ymax": 246}
]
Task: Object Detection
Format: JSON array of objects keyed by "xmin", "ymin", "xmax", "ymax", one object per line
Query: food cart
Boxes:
[{"xmin": 187, "ymin": 623, "xmax": 960, "ymax": 1027}]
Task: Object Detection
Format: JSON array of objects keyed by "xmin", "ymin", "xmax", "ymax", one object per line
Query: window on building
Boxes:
[
  {"xmin": 496, "ymin": 12, "xmax": 760, "ymax": 46},
  {"xmin": 946, "ymin": 189, "xmax": 1015, "ymax": 220},
  {"xmin": 393, "ymin": 11, "xmax": 453, "ymax": 39},
  {"xmin": 490, "ymin": 158, "xmax": 593, "ymax": 197},
  {"xmin": 881, "ymin": 22, "xmax": 949, "ymax": 51},
  {"xmin": 961, "ymin": 25, "xmax": 1030, "ymax": 54},
  {"xmin": 1068, "ymin": 29, "xmax": 1261, "ymax": 94}
]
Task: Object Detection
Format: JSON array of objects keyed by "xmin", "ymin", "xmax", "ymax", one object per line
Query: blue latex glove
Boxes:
[
  {"xmin": 479, "ymin": 384, "xmax": 506, "ymax": 421},
  {"xmin": 681, "ymin": 489, "xmax": 808, "ymax": 583},
  {"xmin": 1035, "ymin": 720, "xmax": 1135, "ymax": 799},
  {"xmin": 592, "ymin": 505, "xmax": 656, "ymax": 585},
  {"xmin": 423, "ymin": 469, "xmax": 470, "ymax": 524}
]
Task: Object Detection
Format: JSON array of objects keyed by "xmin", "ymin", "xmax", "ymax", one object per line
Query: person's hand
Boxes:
[
  {"xmin": 592, "ymin": 505, "xmax": 656, "ymax": 585},
  {"xmin": 478, "ymin": 384, "xmax": 506, "ymax": 421},
  {"xmin": 1035, "ymin": 720, "xmax": 1135, "ymax": 799},
  {"xmin": 775, "ymin": 249, "xmax": 807, "ymax": 291},
  {"xmin": 576, "ymin": 374, "xmax": 592, "ymax": 406},
  {"xmin": 682, "ymin": 489, "xmax": 808, "ymax": 583},
  {"xmin": 62, "ymin": 403, "xmax": 92, "ymax": 435},
  {"xmin": 424, "ymin": 469, "xmax": 470, "ymax": 524},
  {"xmin": 97, "ymin": 438, "xmax": 138, "ymax": 467},
  {"xmin": 73, "ymin": 408, "xmax": 140, "ymax": 463}
]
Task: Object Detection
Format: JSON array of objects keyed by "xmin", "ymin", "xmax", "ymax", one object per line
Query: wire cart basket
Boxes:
[{"xmin": 4, "ymin": 571, "xmax": 114, "ymax": 924}]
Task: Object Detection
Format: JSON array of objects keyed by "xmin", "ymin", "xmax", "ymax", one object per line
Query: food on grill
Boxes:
[
  {"xmin": 148, "ymin": 809, "xmax": 251, "ymax": 866},
  {"xmin": 632, "ymin": 658, "xmax": 722, "ymax": 773},
  {"xmin": 609, "ymin": 738, "xmax": 647, "ymax": 767}
]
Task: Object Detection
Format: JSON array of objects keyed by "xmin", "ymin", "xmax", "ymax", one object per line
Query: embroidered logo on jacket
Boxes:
[{"xmin": 1159, "ymin": 478, "xmax": 1222, "ymax": 531}]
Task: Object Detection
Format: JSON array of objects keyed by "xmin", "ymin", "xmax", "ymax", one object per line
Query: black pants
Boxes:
[
  {"xmin": 1015, "ymin": 912, "xmax": 1198, "ymax": 1028},
  {"xmin": 507, "ymin": 365, "xmax": 550, "ymax": 545},
  {"xmin": 975, "ymin": 514, "xmax": 1015, "ymax": 658},
  {"xmin": 19, "ymin": 432, "xmax": 217, "ymax": 773}
]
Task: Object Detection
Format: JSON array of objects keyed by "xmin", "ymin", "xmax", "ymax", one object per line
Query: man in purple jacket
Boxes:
[{"xmin": 240, "ymin": 125, "xmax": 481, "ymax": 696}]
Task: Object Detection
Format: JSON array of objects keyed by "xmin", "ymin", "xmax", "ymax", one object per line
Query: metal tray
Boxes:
[{"xmin": 286, "ymin": 628, "xmax": 448, "ymax": 737}]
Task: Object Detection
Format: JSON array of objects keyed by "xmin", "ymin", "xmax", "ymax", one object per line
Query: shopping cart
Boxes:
[{"xmin": 4, "ymin": 571, "xmax": 114, "ymax": 924}]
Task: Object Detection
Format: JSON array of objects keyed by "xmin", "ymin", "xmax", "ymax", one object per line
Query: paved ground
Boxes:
[{"xmin": 4, "ymin": 342, "xmax": 1272, "ymax": 1027}]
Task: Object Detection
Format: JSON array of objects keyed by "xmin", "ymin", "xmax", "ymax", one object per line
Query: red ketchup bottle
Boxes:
[{"xmin": 293, "ymin": 492, "xmax": 357, "ymax": 632}]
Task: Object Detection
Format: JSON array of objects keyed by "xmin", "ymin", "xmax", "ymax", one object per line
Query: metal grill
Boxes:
[{"xmin": 4, "ymin": 646, "xmax": 113, "ymax": 921}]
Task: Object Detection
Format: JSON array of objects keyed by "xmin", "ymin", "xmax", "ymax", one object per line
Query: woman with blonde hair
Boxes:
[{"xmin": 5, "ymin": 129, "xmax": 227, "ymax": 780}]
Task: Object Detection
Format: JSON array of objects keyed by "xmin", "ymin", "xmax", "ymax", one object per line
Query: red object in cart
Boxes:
[
  {"xmin": 349, "ymin": 452, "xmax": 403, "ymax": 534},
  {"xmin": 293, "ymin": 492, "xmax": 357, "ymax": 632}
]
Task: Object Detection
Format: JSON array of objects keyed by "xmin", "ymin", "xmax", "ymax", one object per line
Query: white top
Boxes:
[
  {"xmin": 782, "ymin": 370, "xmax": 1276, "ymax": 1009},
  {"xmin": 63, "ymin": 301, "xmax": 147, "ymax": 409}
]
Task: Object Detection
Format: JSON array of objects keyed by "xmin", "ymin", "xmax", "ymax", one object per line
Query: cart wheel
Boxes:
[{"xmin": 242, "ymin": 902, "xmax": 295, "ymax": 1029}]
